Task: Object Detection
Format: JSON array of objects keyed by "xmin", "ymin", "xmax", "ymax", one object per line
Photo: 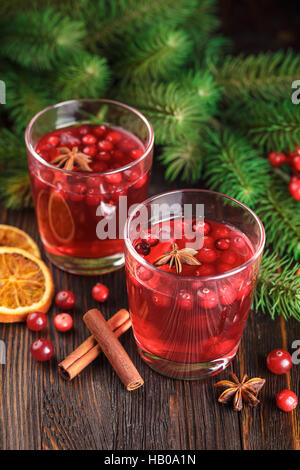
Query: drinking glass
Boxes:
[
  {"xmin": 124, "ymin": 189, "xmax": 265, "ymax": 379},
  {"xmin": 26, "ymin": 99, "xmax": 154, "ymax": 275}
]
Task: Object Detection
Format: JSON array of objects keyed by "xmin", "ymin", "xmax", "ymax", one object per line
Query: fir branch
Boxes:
[
  {"xmin": 204, "ymin": 129, "xmax": 270, "ymax": 207},
  {"xmin": 4, "ymin": 69, "xmax": 53, "ymax": 133},
  {"xmin": 216, "ymin": 50, "xmax": 300, "ymax": 102},
  {"xmin": 117, "ymin": 81, "xmax": 209, "ymax": 144},
  {"xmin": 179, "ymin": 69, "xmax": 221, "ymax": 114},
  {"xmin": 0, "ymin": 129, "xmax": 27, "ymax": 169},
  {"xmin": 227, "ymin": 99, "xmax": 300, "ymax": 152},
  {"xmin": 55, "ymin": 51, "xmax": 111, "ymax": 100},
  {"xmin": 0, "ymin": 171, "xmax": 32, "ymax": 210},
  {"xmin": 113, "ymin": 28, "xmax": 193, "ymax": 82},
  {"xmin": 84, "ymin": 0, "xmax": 198, "ymax": 48},
  {"xmin": 254, "ymin": 252, "xmax": 300, "ymax": 321},
  {"xmin": 256, "ymin": 177, "xmax": 300, "ymax": 261},
  {"xmin": 0, "ymin": 8, "xmax": 86, "ymax": 70},
  {"xmin": 159, "ymin": 137, "xmax": 204, "ymax": 183}
]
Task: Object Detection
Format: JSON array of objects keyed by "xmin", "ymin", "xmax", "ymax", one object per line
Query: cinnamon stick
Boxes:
[
  {"xmin": 58, "ymin": 309, "xmax": 131, "ymax": 381},
  {"xmin": 83, "ymin": 308, "xmax": 144, "ymax": 391}
]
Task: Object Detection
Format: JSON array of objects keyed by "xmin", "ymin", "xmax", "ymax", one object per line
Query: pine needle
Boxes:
[{"xmin": 0, "ymin": 171, "xmax": 32, "ymax": 210}]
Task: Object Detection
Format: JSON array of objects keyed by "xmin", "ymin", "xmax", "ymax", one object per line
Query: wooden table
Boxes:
[{"xmin": 0, "ymin": 162, "xmax": 299, "ymax": 451}]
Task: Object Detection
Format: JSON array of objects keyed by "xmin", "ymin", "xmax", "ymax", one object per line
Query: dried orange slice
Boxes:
[
  {"xmin": 0, "ymin": 224, "xmax": 40, "ymax": 258},
  {"xmin": 48, "ymin": 192, "xmax": 75, "ymax": 244},
  {"xmin": 0, "ymin": 247, "xmax": 54, "ymax": 322}
]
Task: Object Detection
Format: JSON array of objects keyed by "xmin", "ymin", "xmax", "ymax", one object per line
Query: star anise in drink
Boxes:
[
  {"xmin": 51, "ymin": 146, "xmax": 92, "ymax": 171},
  {"xmin": 214, "ymin": 372, "xmax": 265, "ymax": 411},
  {"xmin": 153, "ymin": 242, "xmax": 200, "ymax": 274}
]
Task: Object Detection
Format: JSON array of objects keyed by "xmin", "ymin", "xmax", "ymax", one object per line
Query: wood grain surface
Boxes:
[{"xmin": 0, "ymin": 161, "xmax": 299, "ymax": 450}]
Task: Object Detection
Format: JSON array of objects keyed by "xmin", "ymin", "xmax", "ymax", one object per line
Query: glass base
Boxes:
[
  {"xmin": 137, "ymin": 344, "xmax": 239, "ymax": 380},
  {"xmin": 45, "ymin": 250, "xmax": 125, "ymax": 275}
]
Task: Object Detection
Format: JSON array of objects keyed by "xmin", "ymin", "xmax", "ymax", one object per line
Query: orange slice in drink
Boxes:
[
  {"xmin": 0, "ymin": 224, "xmax": 40, "ymax": 258},
  {"xmin": 48, "ymin": 192, "xmax": 75, "ymax": 244},
  {"xmin": 0, "ymin": 247, "xmax": 54, "ymax": 322}
]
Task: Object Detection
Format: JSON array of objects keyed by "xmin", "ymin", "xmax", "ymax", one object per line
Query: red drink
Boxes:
[
  {"xmin": 124, "ymin": 190, "xmax": 265, "ymax": 379},
  {"xmin": 26, "ymin": 99, "xmax": 154, "ymax": 274}
]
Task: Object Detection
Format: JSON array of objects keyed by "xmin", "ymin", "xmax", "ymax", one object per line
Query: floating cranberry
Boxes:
[
  {"xmin": 82, "ymin": 134, "xmax": 97, "ymax": 145},
  {"xmin": 54, "ymin": 313, "xmax": 73, "ymax": 332},
  {"xmin": 216, "ymin": 262, "xmax": 233, "ymax": 274},
  {"xmin": 197, "ymin": 248, "xmax": 217, "ymax": 263},
  {"xmin": 47, "ymin": 135, "xmax": 60, "ymax": 146},
  {"xmin": 193, "ymin": 220, "xmax": 211, "ymax": 236},
  {"xmin": 218, "ymin": 285, "xmax": 237, "ymax": 305},
  {"xmin": 96, "ymin": 151, "xmax": 111, "ymax": 162},
  {"xmin": 53, "ymin": 181, "xmax": 69, "ymax": 199},
  {"xmin": 215, "ymin": 238, "xmax": 230, "ymax": 250},
  {"xmin": 292, "ymin": 154, "xmax": 300, "ymax": 171},
  {"xmin": 177, "ymin": 290, "xmax": 194, "ymax": 310},
  {"xmin": 106, "ymin": 131, "xmax": 122, "ymax": 144},
  {"xmin": 98, "ymin": 140, "xmax": 114, "ymax": 151},
  {"xmin": 220, "ymin": 251, "xmax": 237, "ymax": 265},
  {"xmin": 152, "ymin": 292, "xmax": 171, "ymax": 308},
  {"xmin": 82, "ymin": 145, "xmax": 97, "ymax": 157},
  {"xmin": 86, "ymin": 188, "xmax": 102, "ymax": 206},
  {"xmin": 30, "ymin": 338, "xmax": 54, "ymax": 361},
  {"xmin": 289, "ymin": 178, "xmax": 300, "ymax": 201},
  {"xmin": 213, "ymin": 226, "xmax": 230, "ymax": 239},
  {"xmin": 276, "ymin": 390, "xmax": 298, "ymax": 412},
  {"xmin": 133, "ymin": 173, "xmax": 148, "ymax": 189},
  {"xmin": 195, "ymin": 264, "xmax": 216, "ymax": 276},
  {"xmin": 92, "ymin": 161, "xmax": 108, "ymax": 172},
  {"xmin": 202, "ymin": 236, "xmax": 215, "ymax": 249},
  {"xmin": 268, "ymin": 151, "xmax": 286, "ymax": 167},
  {"xmin": 27, "ymin": 312, "xmax": 47, "ymax": 331},
  {"xmin": 236, "ymin": 280, "xmax": 252, "ymax": 300},
  {"xmin": 111, "ymin": 150, "xmax": 124, "ymax": 161},
  {"xmin": 70, "ymin": 183, "xmax": 87, "ymax": 202},
  {"xmin": 124, "ymin": 169, "xmax": 140, "ymax": 182},
  {"xmin": 55, "ymin": 290, "xmax": 76, "ymax": 310},
  {"xmin": 104, "ymin": 172, "xmax": 122, "ymax": 184},
  {"xmin": 87, "ymin": 176, "xmax": 102, "ymax": 188},
  {"xmin": 141, "ymin": 232, "xmax": 159, "ymax": 247},
  {"xmin": 78, "ymin": 125, "xmax": 89, "ymax": 135},
  {"xmin": 135, "ymin": 242, "xmax": 151, "ymax": 256},
  {"xmin": 92, "ymin": 283, "xmax": 109, "ymax": 302},
  {"xmin": 231, "ymin": 236, "xmax": 246, "ymax": 249},
  {"xmin": 136, "ymin": 265, "xmax": 153, "ymax": 282},
  {"xmin": 93, "ymin": 125, "xmax": 107, "ymax": 137},
  {"xmin": 197, "ymin": 287, "xmax": 218, "ymax": 309},
  {"xmin": 266, "ymin": 349, "xmax": 293, "ymax": 374},
  {"xmin": 130, "ymin": 149, "xmax": 144, "ymax": 160}
]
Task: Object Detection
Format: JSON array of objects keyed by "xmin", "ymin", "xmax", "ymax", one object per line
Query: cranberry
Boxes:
[
  {"xmin": 276, "ymin": 390, "xmax": 298, "ymax": 412},
  {"xmin": 91, "ymin": 161, "xmax": 108, "ymax": 172},
  {"xmin": 92, "ymin": 283, "xmax": 109, "ymax": 302},
  {"xmin": 136, "ymin": 265, "xmax": 153, "ymax": 282},
  {"xmin": 216, "ymin": 262, "xmax": 233, "ymax": 274},
  {"xmin": 231, "ymin": 236, "xmax": 246, "ymax": 249},
  {"xmin": 86, "ymin": 188, "xmax": 102, "ymax": 206},
  {"xmin": 93, "ymin": 125, "xmax": 107, "ymax": 137},
  {"xmin": 195, "ymin": 264, "xmax": 216, "ymax": 276},
  {"xmin": 152, "ymin": 292, "xmax": 171, "ymax": 307},
  {"xmin": 78, "ymin": 125, "xmax": 89, "ymax": 135},
  {"xmin": 202, "ymin": 236, "xmax": 215, "ymax": 249},
  {"xmin": 218, "ymin": 285, "xmax": 237, "ymax": 305},
  {"xmin": 268, "ymin": 151, "xmax": 286, "ymax": 167},
  {"xmin": 47, "ymin": 135, "xmax": 60, "ymax": 146},
  {"xmin": 124, "ymin": 169, "xmax": 140, "ymax": 182},
  {"xmin": 133, "ymin": 173, "xmax": 148, "ymax": 189},
  {"xmin": 135, "ymin": 242, "xmax": 150, "ymax": 256},
  {"xmin": 289, "ymin": 179, "xmax": 300, "ymax": 201},
  {"xmin": 70, "ymin": 183, "xmax": 87, "ymax": 202},
  {"xmin": 197, "ymin": 248, "xmax": 217, "ymax": 263},
  {"xmin": 83, "ymin": 145, "xmax": 97, "ymax": 157},
  {"xmin": 266, "ymin": 349, "xmax": 293, "ymax": 374},
  {"xmin": 52, "ymin": 181, "xmax": 69, "ymax": 199},
  {"xmin": 130, "ymin": 149, "xmax": 144, "ymax": 160},
  {"xmin": 141, "ymin": 232, "xmax": 159, "ymax": 247},
  {"xmin": 111, "ymin": 150, "xmax": 124, "ymax": 161},
  {"xmin": 213, "ymin": 226, "xmax": 230, "ymax": 239},
  {"xmin": 106, "ymin": 131, "xmax": 122, "ymax": 144},
  {"xmin": 96, "ymin": 151, "xmax": 111, "ymax": 162},
  {"xmin": 27, "ymin": 312, "xmax": 47, "ymax": 331},
  {"xmin": 54, "ymin": 313, "xmax": 73, "ymax": 332},
  {"xmin": 82, "ymin": 134, "xmax": 97, "ymax": 145},
  {"xmin": 220, "ymin": 251, "xmax": 237, "ymax": 265},
  {"xmin": 193, "ymin": 220, "xmax": 211, "ymax": 236},
  {"xmin": 104, "ymin": 172, "xmax": 122, "ymax": 184},
  {"xmin": 119, "ymin": 138, "xmax": 136, "ymax": 151},
  {"xmin": 292, "ymin": 154, "xmax": 300, "ymax": 171},
  {"xmin": 197, "ymin": 287, "xmax": 218, "ymax": 309},
  {"xmin": 177, "ymin": 290, "xmax": 194, "ymax": 310},
  {"xmin": 215, "ymin": 238, "xmax": 230, "ymax": 250},
  {"xmin": 236, "ymin": 279, "xmax": 252, "ymax": 299},
  {"xmin": 87, "ymin": 176, "xmax": 102, "ymax": 188},
  {"xmin": 30, "ymin": 338, "xmax": 54, "ymax": 361},
  {"xmin": 55, "ymin": 290, "xmax": 76, "ymax": 310},
  {"xmin": 98, "ymin": 140, "xmax": 114, "ymax": 151}
]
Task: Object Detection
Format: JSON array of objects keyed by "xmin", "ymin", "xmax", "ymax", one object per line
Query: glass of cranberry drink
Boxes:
[
  {"xmin": 124, "ymin": 190, "xmax": 265, "ymax": 379},
  {"xmin": 25, "ymin": 99, "xmax": 154, "ymax": 274}
]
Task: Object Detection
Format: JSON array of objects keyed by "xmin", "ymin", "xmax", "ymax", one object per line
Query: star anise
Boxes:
[
  {"xmin": 214, "ymin": 372, "xmax": 265, "ymax": 412},
  {"xmin": 153, "ymin": 242, "xmax": 200, "ymax": 274},
  {"xmin": 51, "ymin": 146, "xmax": 92, "ymax": 171}
]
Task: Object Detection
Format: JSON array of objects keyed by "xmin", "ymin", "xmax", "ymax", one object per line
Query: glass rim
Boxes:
[
  {"xmin": 25, "ymin": 98, "xmax": 155, "ymax": 176},
  {"xmin": 124, "ymin": 188, "xmax": 266, "ymax": 282}
]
